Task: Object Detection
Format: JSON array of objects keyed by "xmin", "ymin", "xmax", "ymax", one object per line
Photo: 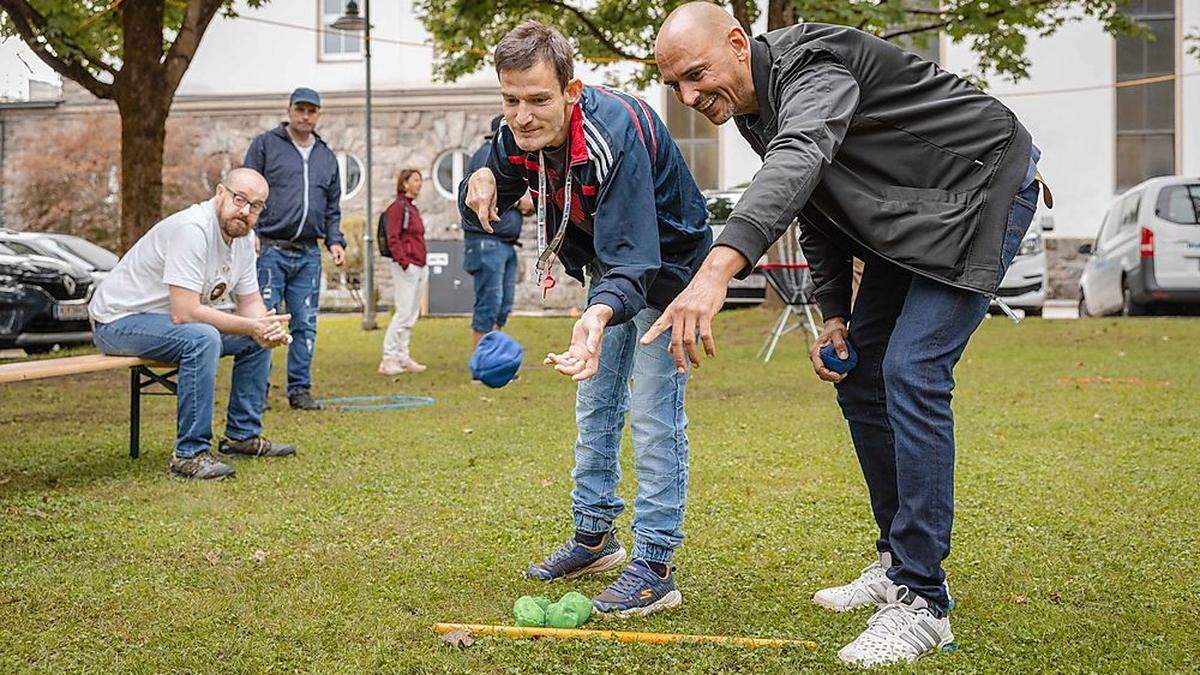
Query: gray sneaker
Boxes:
[
  {"xmin": 169, "ymin": 453, "xmax": 235, "ymax": 480},
  {"xmin": 288, "ymin": 390, "xmax": 323, "ymax": 411},
  {"xmin": 218, "ymin": 436, "xmax": 296, "ymax": 458}
]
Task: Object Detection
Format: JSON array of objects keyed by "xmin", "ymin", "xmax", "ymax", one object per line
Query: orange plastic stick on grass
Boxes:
[{"xmin": 434, "ymin": 623, "xmax": 817, "ymax": 650}]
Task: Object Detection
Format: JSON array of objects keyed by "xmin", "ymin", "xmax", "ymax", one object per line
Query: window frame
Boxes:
[
  {"xmin": 317, "ymin": 0, "xmax": 363, "ymax": 63},
  {"xmin": 432, "ymin": 149, "xmax": 473, "ymax": 201}
]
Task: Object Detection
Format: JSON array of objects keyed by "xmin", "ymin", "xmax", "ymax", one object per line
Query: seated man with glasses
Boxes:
[{"xmin": 89, "ymin": 168, "xmax": 298, "ymax": 480}]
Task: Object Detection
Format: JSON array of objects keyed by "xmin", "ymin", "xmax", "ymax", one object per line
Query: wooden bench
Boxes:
[{"xmin": 0, "ymin": 354, "xmax": 178, "ymax": 459}]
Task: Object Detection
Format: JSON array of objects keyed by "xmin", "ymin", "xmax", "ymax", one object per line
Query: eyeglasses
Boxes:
[{"xmin": 220, "ymin": 184, "xmax": 266, "ymax": 215}]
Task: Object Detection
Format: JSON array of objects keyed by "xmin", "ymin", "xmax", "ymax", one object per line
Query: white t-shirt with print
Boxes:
[{"xmin": 89, "ymin": 200, "xmax": 259, "ymax": 324}]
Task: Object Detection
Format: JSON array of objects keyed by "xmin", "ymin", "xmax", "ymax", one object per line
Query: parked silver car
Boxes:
[{"xmin": 1078, "ymin": 176, "xmax": 1200, "ymax": 316}]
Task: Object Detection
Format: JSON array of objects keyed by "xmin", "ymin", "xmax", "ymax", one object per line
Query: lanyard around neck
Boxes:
[{"xmin": 534, "ymin": 149, "xmax": 573, "ymax": 297}]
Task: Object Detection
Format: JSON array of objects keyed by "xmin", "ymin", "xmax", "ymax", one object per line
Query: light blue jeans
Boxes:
[
  {"xmin": 570, "ymin": 307, "xmax": 690, "ymax": 564},
  {"xmin": 93, "ymin": 313, "xmax": 271, "ymax": 458}
]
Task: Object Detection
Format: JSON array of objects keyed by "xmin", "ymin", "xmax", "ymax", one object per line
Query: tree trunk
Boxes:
[
  {"xmin": 767, "ymin": 0, "xmax": 798, "ymax": 31},
  {"xmin": 116, "ymin": 102, "xmax": 168, "ymax": 252},
  {"xmin": 114, "ymin": 0, "xmax": 170, "ymax": 252}
]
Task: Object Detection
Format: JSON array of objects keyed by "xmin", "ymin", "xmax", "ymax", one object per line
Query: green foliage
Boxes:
[
  {"xmin": 0, "ymin": 1, "xmax": 263, "ymax": 81},
  {"xmin": 417, "ymin": 0, "xmax": 1149, "ymax": 88}
]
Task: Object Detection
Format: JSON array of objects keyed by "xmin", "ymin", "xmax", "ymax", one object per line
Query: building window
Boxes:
[
  {"xmin": 664, "ymin": 89, "xmax": 719, "ymax": 190},
  {"xmin": 432, "ymin": 149, "xmax": 472, "ymax": 200},
  {"xmin": 338, "ymin": 153, "xmax": 364, "ymax": 201},
  {"xmin": 1115, "ymin": 0, "xmax": 1175, "ymax": 192},
  {"xmin": 320, "ymin": 0, "xmax": 362, "ymax": 61}
]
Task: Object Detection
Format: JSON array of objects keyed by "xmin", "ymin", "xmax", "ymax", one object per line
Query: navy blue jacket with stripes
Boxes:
[{"xmin": 457, "ymin": 86, "xmax": 711, "ymax": 325}]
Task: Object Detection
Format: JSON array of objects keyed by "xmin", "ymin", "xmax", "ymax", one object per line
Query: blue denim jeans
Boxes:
[
  {"xmin": 93, "ymin": 313, "xmax": 271, "ymax": 458},
  {"xmin": 257, "ymin": 243, "xmax": 321, "ymax": 396},
  {"xmin": 463, "ymin": 236, "xmax": 518, "ymax": 333},
  {"xmin": 570, "ymin": 307, "xmax": 690, "ymax": 564},
  {"xmin": 833, "ymin": 182, "xmax": 1039, "ymax": 612}
]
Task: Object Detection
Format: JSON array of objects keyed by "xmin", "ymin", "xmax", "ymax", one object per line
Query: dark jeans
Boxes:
[
  {"xmin": 257, "ymin": 242, "xmax": 321, "ymax": 396},
  {"xmin": 833, "ymin": 182, "xmax": 1039, "ymax": 612},
  {"xmin": 463, "ymin": 236, "xmax": 518, "ymax": 333}
]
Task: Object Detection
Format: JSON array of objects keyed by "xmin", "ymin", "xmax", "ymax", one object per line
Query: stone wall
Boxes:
[
  {"xmin": 1045, "ymin": 237, "xmax": 1092, "ymax": 300},
  {"xmin": 0, "ymin": 84, "xmax": 586, "ymax": 313}
]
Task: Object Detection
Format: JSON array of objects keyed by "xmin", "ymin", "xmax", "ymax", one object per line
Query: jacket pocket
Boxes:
[{"xmin": 872, "ymin": 186, "xmax": 981, "ymax": 276}]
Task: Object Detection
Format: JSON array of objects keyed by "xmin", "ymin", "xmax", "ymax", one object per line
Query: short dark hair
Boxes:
[
  {"xmin": 494, "ymin": 20, "xmax": 575, "ymax": 90},
  {"xmin": 396, "ymin": 168, "xmax": 421, "ymax": 194}
]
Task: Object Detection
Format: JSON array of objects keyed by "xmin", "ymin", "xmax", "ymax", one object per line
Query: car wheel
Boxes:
[
  {"xmin": 1121, "ymin": 282, "xmax": 1147, "ymax": 317},
  {"xmin": 23, "ymin": 344, "xmax": 55, "ymax": 354}
]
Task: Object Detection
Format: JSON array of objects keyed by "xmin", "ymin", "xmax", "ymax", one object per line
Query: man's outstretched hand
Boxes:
[
  {"xmin": 641, "ymin": 246, "xmax": 746, "ymax": 373},
  {"xmin": 545, "ymin": 304, "xmax": 613, "ymax": 381}
]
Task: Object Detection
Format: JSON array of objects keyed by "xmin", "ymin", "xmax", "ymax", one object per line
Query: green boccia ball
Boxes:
[
  {"xmin": 545, "ymin": 591, "xmax": 593, "ymax": 629},
  {"xmin": 513, "ymin": 596, "xmax": 549, "ymax": 627}
]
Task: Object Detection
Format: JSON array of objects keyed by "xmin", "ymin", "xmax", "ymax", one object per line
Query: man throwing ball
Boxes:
[{"xmin": 460, "ymin": 20, "xmax": 711, "ymax": 617}]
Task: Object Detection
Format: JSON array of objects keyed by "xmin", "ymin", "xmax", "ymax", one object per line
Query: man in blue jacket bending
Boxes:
[
  {"xmin": 244, "ymin": 87, "xmax": 346, "ymax": 411},
  {"xmin": 460, "ymin": 21, "xmax": 711, "ymax": 618}
]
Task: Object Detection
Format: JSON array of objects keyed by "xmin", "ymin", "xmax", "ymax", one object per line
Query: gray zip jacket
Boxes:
[{"xmin": 717, "ymin": 24, "xmax": 1033, "ymax": 319}]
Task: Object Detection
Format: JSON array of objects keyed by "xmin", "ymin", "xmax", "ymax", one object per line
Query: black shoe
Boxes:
[
  {"xmin": 288, "ymin": 390, "xmax": 323, "ymax": 411},
  {"xmin": 169, "ymin": 453, "xmax": 235, "ymax": 480},
  {"xmin": 218, "ymin": 436, "xmax": 296, "ymax": 458}
]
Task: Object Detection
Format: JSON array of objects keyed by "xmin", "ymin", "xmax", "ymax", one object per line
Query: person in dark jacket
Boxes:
[
  {"xmin": 378, "ymin": 168, "xmax": 429, "ymax": 376},
  {"xmin": 463, "ymin": 115, "xmax": 535, "ymax": 346},
  {"xmin": 459, "ymin": 20, "xmax": 710, "ymax": 618},
  {"xmin": 648, "ymin": 4, "xmax": 1048, "ymax": 666},
  {"xmin": 243, "ymin": 87, "xmax": 346, "ymax": 411}
]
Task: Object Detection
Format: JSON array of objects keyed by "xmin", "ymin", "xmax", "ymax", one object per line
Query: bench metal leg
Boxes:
[
  {"xmin": 128, "ymin": 365, "xmax": 179, "ymax": 460},
  {"xmin": 130, "ymin": 367, "xmax": 140, "ymax": 459}
]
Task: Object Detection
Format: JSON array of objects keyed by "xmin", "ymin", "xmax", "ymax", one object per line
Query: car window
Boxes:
[
  {"xmin": 1154, "ymin": 184, "xmax": 1200, "ymax": 225},
  {"xmin": 52, "ymin": 236, "xmax": 119, "ymax": 270},
  {"xmin": 1118, "ymin": 192, "xmax": 1142, "ymax": 232},
  {"xmin": 1099, "ymin": 206, "xmax": 1123, "ymax": 245},
  {"xmin": 3, "ymin": 240, "xmax": 40, "ymax": 256}
]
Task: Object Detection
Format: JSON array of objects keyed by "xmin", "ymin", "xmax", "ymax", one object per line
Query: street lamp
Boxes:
[{"xmin": 333, "ymin": 0, "xmax": 377, "ymax": 330}]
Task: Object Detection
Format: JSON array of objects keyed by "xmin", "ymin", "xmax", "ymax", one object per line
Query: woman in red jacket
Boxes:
[{"xmin": 379, "ymin": 168, "xmax": 428, "ymax": 375}]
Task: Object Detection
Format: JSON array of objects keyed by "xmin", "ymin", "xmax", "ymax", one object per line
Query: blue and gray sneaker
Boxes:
[
  {"xmin": 525, "ymin": 530, "xmax": 627, "ymax": 581},
  {"xmin": 592, "ymin": 560, "xmax": 682, "ymax": 618}
]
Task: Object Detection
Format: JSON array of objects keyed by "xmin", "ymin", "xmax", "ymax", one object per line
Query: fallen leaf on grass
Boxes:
[
  {"xmin": 251, "ymin": 549, "xmax": 269, "ymax": 564},
  {"xmin": 540, "ymin": 478, "xmax": 554, "ymax": 488},
  {"xmin": 462, "ymin": 428, "xmax": 474, "ymax": 435},
  {"xmin": 441, "ymin": 627, "xmax": 475, "ymax": 648},
  {"xmin": 204, "ymin": 549, "xmax": 222, "ymax": 566},
  {"xmin": 1011, "ymin": 594, "xmax": 1027, "ymax": 604}
]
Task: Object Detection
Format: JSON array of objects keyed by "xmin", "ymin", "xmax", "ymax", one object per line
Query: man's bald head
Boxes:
[
  {"xmin": 223, "ymin": 167, "xmax": 268, "ymax": 197},
  {"xmin": 214, "ymin": 167, "xmax": 268, "ymax": 240},
  {"xmin": 655, "ymin": 2, "xmax": 756, "ymax": 125},
  {"xmin": 657, "ymin": 1, "xmax": 741, "ymax": 49}
]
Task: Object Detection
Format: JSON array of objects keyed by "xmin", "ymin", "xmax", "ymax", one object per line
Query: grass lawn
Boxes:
[{"xmin": 1, "ymin": 309, "xmax": 1197, "ymax": 673}]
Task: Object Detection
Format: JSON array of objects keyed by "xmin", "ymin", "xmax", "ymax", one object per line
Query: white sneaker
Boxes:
[
  {"xmin": 813, "ymin": 552, "xmax": 897, "ymax": 612},
  {"xmin": 837, "ymin": 585, "xmax": 955, "ymax": 668},
  {"xmin": 378, "ymin": 358, "xmax": 406, "ymax": 376}
]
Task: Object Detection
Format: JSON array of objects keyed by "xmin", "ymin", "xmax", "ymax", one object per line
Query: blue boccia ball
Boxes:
[{"xmin": 819, "ymin": 340, "xmax": 858, "ymax": 374}]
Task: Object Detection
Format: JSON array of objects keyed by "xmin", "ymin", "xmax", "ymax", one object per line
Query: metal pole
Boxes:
[{"xmin": 360, "ymin": 0, "xmax": 377, "ymax": 330}]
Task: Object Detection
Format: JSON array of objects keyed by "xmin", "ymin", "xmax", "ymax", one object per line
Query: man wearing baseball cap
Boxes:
[
  {"xmin": 244, "ymin": 87, "xmax": 346, "ymax": 410},
  {"xmin": 461, "ymin": 115, "xmax": 534, "ymax": 347}
]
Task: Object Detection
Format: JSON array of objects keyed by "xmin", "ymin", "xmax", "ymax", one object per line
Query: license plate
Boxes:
[{"xmin": 54, "ymin": 302, "xmax": 89, "ymax": 321}]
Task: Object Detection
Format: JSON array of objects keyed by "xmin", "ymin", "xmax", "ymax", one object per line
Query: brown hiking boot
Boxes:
[
  {"xmin": 169, "ymin": 453, "xmax": 236, "ymax": 480},
  {"xmin": 218, "ymin": 436, "xmax": 296, "ymax": 458}
]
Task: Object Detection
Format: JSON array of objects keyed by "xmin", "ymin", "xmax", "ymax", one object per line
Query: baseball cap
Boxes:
[
  {"xmin": 289, "ymin": 87, "xmax": 322, "ymax": 108},
  {"xmin": 469, "ymin": 330, "xmax": 524, "ymax": 388},
  {"xmin": 484, "ymin": 114, "xmax": 504, "ymax": 140}
]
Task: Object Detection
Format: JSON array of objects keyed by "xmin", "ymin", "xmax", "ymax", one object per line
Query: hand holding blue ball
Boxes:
[{"xmin": 819, "ymin": 339, "xmax": 858, "ymax": 374}]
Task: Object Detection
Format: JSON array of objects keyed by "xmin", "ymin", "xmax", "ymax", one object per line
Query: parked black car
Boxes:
[{"xmin": 0, "ymin": 243, "xmax": 93, "ymax": 353}]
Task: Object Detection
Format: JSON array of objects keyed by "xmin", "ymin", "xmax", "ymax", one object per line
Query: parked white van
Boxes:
[{"xmin": 1078, "ymin": 177, "xmax": 1200, "ymax": 316}]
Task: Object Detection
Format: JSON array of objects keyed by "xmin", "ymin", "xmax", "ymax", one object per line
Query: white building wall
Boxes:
[
  {"xmin": 178, "ymin": 0, "xmax": 496, "ymax": 97},
  {"xmin": 1178, "ymin": 0, "xmax": 1200, "ymax": 177},
  {"xmin": 943, "ymin": 17, "xmax": 1118, "ymax": 238}
]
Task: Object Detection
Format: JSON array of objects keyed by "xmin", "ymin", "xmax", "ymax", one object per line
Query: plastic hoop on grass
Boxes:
[{"xmin": 315, "ymin": 395, "xmax": 435, "ymax": 411}]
